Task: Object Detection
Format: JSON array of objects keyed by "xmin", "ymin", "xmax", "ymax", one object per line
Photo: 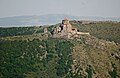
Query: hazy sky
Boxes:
[{"xmin": 0, "ymin": 0, "xmax": 120, "ymax": 18}]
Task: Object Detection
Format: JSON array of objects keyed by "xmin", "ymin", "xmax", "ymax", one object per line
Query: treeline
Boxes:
[
  {"xmin": 0, "ymin": 27, "xmax": 36, "ymax": 37},
  {"xmin": 0, "ymin": 26, "xmax": 46, "ymax": 37},
  {"xmin": 0, "ymin": 25, "xmax": 54, "ymax": 37}
]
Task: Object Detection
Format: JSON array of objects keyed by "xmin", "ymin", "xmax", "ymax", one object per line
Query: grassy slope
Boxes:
[{"xmin": 70, "ymin": 21, "xmax": 120, "ymax": 43}]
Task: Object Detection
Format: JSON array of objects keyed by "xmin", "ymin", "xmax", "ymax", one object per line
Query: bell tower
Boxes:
[{"xmin": 61, "ymin": 18, "xmax": 72, "ymax": 33}]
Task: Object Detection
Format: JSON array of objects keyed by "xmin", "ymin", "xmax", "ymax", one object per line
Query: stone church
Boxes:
[{"xmin": 52, "ymin": 18, "xmax": 90, "ymax": 38}]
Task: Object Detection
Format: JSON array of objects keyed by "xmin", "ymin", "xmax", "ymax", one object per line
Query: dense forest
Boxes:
[
  {"xmin": 0, "ymin": 38, "xmax": 74, "ymax": 78},
  {"xmin": 0, "ymin": 37, "xmax": 120, "ymax": 78}
]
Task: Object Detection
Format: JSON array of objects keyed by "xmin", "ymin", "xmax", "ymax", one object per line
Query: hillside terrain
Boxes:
[{"xmin": 0, "ymin": 21, "xmax": 120, "ymax": 78}]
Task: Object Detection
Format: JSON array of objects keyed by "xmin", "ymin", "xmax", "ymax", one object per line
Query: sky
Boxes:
[{"xmin": 0, "ymin": 0, "xmax": 120, "ymax": 18}]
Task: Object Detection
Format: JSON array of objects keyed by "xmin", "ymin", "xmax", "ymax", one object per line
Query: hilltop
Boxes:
[{"xmin": 0, "ymin": 19, "xmax": 120, "ymax": 43}]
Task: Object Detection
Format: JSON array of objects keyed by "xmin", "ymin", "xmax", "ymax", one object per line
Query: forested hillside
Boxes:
[
  {"xmin": 0, "ymin": 21, "xmax": 120, "ymax": 78},
  {"xmin": 0, "ymin": 26, "xmax": 43, "ymax": 37},
  {"xmin": 0, "ymin": 36, "xmax": 120, "ymax": 78},
  {"xmin": 0, "ymin": 38, "xmax": 74, "ymax": 78}
]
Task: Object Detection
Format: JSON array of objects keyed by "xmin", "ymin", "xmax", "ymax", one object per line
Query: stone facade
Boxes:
[
  {"xmin": 44, "ymin": 27, "xmax": 48, "ymax": 33},
  {"xmin": 52, "ymin": 18, "xmax": 90, "ymax": 38}
]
